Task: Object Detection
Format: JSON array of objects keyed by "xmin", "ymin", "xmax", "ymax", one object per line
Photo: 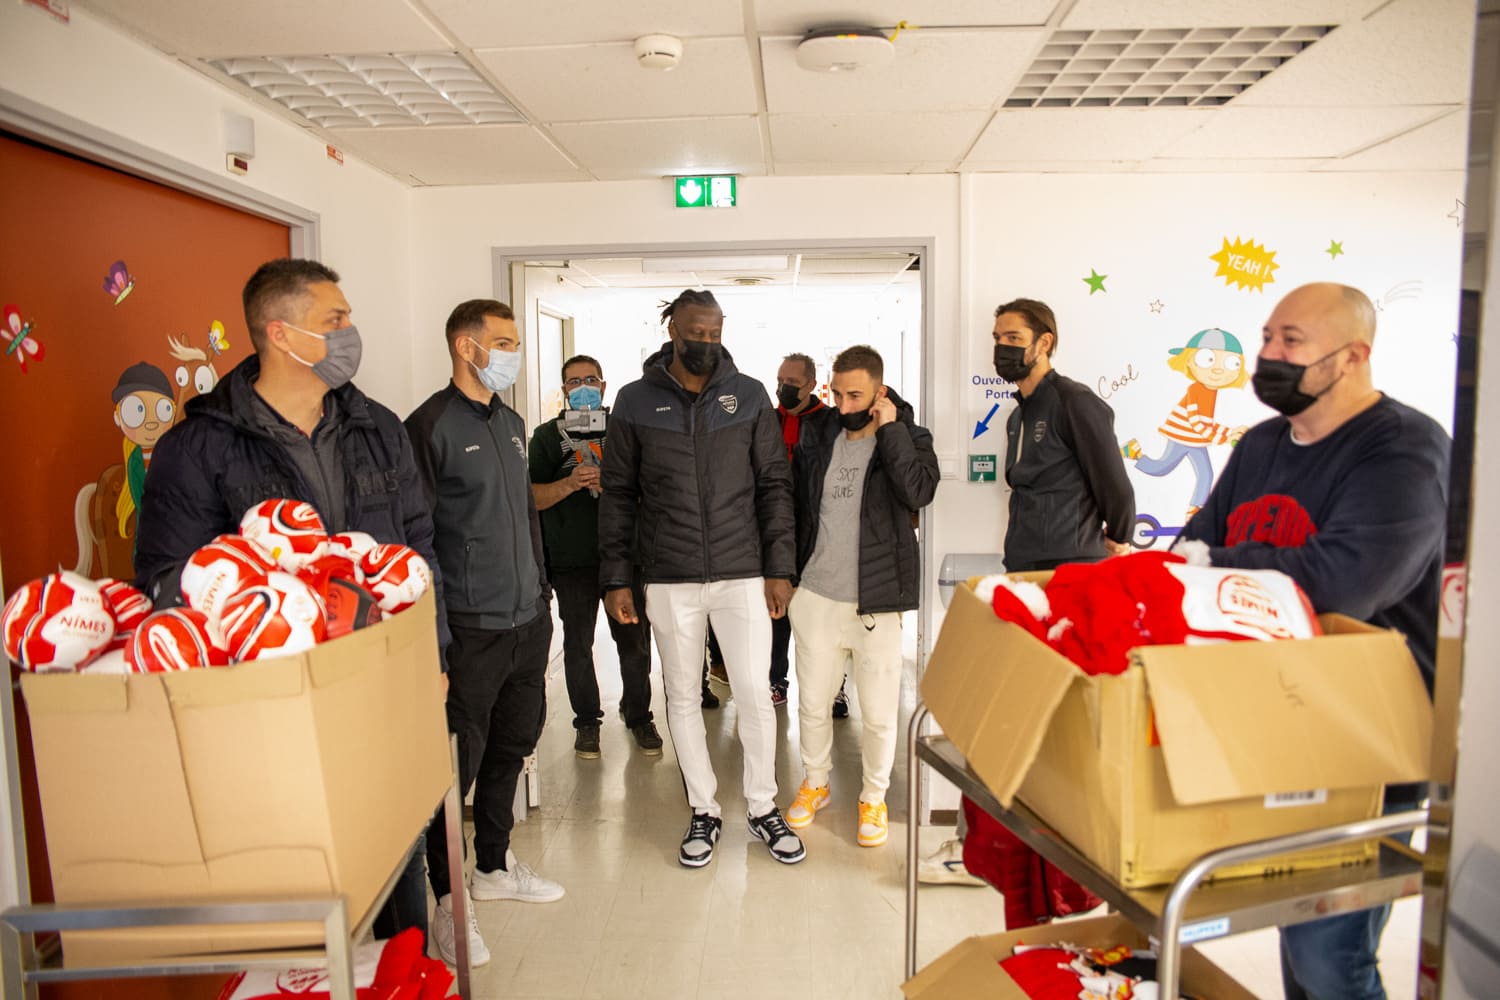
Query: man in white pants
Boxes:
[
  {"xmin": 786, "ymin": 345, "xmax": 939, "ymax": 847},
  {"xmin": 599, "ymin": 289, "xmax": 805, "ymax": 868}
]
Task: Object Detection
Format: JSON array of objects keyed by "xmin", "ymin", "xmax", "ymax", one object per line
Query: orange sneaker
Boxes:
[
  {"xmin": 786, "ymin": 781, "xmax": 830, "ymax": 829},
  {"xmin": 858, "ymin": 800, "xmax": 889, "ymax": 847}
]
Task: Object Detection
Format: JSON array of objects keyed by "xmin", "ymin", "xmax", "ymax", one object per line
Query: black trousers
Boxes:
[
  {"xmin": 427, "ymin": 612, "xmax": 552, "ymax": 898},
  {"xmin": 553, "ymin": 567, "xmax": 653, "ymax": 729},
  {"xmin": 707, "ymin": 615, "xmax": 791, "ymax": 691}
]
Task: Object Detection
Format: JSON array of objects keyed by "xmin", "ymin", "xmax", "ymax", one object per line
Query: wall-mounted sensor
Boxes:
[{"xmin": 634, "ymin": 34, "xmax": 683, "ymax": 70}]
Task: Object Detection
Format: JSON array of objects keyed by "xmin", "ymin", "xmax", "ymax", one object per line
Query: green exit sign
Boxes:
[{"xmin": 675, "ymin": 175, "xmax": 737, "ymax": 208}]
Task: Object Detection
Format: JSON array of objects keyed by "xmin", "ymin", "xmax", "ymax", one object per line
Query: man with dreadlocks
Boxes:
[{"xmin": 598, "ymin": 289, "xmax": 805, "ymax": 868}]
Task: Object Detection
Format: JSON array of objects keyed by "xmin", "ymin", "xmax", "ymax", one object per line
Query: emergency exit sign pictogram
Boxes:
[{"xmin": 675, "ymin": 175, "xmax": 737, "ymax": 208}]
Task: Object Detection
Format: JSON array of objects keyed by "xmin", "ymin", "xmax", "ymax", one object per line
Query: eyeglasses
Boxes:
[{"xmin": 564, "ymin": 376, "xmax": 603, "ymax": 389}]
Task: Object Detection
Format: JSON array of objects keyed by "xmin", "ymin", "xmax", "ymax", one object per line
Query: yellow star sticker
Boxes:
[
  {"xmin": 1326, "ymin": 240, "xmax": 1344, "ymax": 260},
  {"xmin": 1083, "ymin": 269, "xmax": 1107, "ymax": 294}
]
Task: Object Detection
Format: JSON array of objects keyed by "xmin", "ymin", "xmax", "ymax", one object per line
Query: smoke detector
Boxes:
[
  {"xmin": 795, "ymin": 27, "xmax": 895, "ymax": 72},
  {"xmin": 634, "ymin": 34, "xmax": 683, "ymax": 70},
  {"xmin": 729, "ymin": 276, "xmax": 773, "ymax": 286}
]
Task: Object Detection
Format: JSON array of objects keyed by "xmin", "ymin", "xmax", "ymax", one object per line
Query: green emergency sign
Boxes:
[{"xmin": 675, "ymin": 175, "xmax": 737, "ymax": 208}]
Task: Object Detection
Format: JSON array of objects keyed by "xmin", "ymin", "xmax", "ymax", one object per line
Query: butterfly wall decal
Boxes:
[
  {"xmin": 103, "ymin": 260, "xmax": 136, "ymax": 304},
  {"xmin": 2, "ymin": 304, "xmax": 44, "ymax": 374}
]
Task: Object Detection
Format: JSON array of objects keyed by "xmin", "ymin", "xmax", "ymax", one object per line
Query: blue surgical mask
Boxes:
[
  {"xmin": 284, "ymin": 322, "xmax": 363, "ymax": 389},
  {"xmin": 568, "ymin": 386, "xmax": 603, "ymax": 411},
  {"xmin": 467, "ymin": 338, "xmax": 522, "ymax": 393}
]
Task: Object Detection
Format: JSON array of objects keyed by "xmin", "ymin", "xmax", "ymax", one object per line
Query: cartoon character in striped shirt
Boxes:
[{"xmin": 1121, "ymin": 328, "xmax": 1249, "ymax": 520}]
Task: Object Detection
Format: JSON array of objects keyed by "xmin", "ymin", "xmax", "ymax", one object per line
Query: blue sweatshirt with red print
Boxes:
[{"xmin": 1179, "ymin": 395, "xmax": 1450, "ymax": 691}]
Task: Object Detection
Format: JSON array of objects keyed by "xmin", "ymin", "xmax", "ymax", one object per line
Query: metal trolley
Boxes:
[{"xmin": 904, "ymin": 703, "xmax": 1426, "ymax": 997}]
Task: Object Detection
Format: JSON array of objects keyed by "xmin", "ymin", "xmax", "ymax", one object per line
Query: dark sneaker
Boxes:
[
  {"xmin": 574, "ymin": 725, "xmax": 601, "ymax": 759},
  {"xmin": 632, "ymin": 721, "xmax": 664, "ymax": 755},
  {"xmin": 679, "ymin": 812, "xmax": 722, "ymax": 868},
  {"xmin": 701, "ymin": 685, "xmax": 721, "ymax": 709},
  {"xmin": 832, "ymin": 687, "xmax": 850, "ymax": 719},
  {"xmin": 748, "ymin": 808, "xmax": 806, "ymax": 865},
  {"xmin": 770, "ymin": 686, "xmax": 788, "ymax": 708}
]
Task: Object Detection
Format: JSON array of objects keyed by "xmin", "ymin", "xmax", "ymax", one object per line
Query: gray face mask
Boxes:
[{"xmin": 284, "ymin": 322, "xmax": 363, "ymax": 389}]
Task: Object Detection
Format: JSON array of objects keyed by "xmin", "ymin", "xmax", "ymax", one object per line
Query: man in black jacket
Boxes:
[
  {"xmin": 134, "ymin": 257, "xmax": 442, "ymax": 948},
  {"xmin": 784, "ymin": 345, "xmax": 938, "ymax": 849},
  {"xmin": 599, "ymin": 289, "xmax": 805, "ymax": 869},
  {"xmin": 994, "ymin": 298, "xmax": 1134, "ymax": 570},
  {"xmin": 405, "ymin": 299, "xmax": 563, "ymax": 969}
]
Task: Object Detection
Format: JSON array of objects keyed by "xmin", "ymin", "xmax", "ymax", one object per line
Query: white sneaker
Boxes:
[
  {"xmin": 917, "ymin": 838, "xmax": 984, "ymax": 886},
  {"xmin": 430, "ymin": 889, "xmax": 491, "ymax": 968},
  {"xmin": 471, "ymin": 849, "xmax": 565, "ymax": 903}
]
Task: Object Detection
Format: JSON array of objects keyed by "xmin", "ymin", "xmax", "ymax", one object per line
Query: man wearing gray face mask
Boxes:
[{"xmin": 134, "ymin": 257, "xmax": 448, "ymax": 949}]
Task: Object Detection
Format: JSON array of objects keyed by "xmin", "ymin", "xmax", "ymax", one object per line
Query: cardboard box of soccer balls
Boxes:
[
  {"xmin": 903, "ymin": 913, "xmax": 1255, "ymax": 999},
  {"xmin": 19, "ymin": 587, "xmax": 451, "ymax": 965},
  {"xmin": 921, "ymin": 576, "xmax": 1433, "ymax": 889}
]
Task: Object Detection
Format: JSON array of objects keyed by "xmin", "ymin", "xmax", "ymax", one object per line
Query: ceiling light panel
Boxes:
[
  {"xmin": 208, "ymin": 53, "xmax": 525, "ymax": 127},
  {"xmin": 1003, "ymin": 25, "xmax": 1332, "ymax": 109}
]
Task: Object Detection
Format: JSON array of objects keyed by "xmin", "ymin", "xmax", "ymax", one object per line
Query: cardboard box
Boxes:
[
  {"xmin": 903, "ymin": 913, "xmax": 1255, "ymax": 999},
  {"xmin": 922, "ymin": 580, "xmax": 1432, "ymax": 888},
  {"xmin": 21, "ymin": 589, "xmax": 451, "ymax": 966}
]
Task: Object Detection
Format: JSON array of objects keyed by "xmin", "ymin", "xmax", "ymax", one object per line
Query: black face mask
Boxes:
[
  {"xmin": 677, "ymin": 338, "xmax": 722, "ymax": 376},
  {"xmin": 776, "ymin": 383, "xmax": 803, "ymax": 410},
  {"xmin": 993, "ymin": 343, "xmax": 1034, "ymax": 383},
  {"xmin": 1251, "ymin": 345, "xmax": 1348, "ymax": 416},
  {"xmin": 838, "ymin": 406, "xmax": 874, "ymax": 432}
]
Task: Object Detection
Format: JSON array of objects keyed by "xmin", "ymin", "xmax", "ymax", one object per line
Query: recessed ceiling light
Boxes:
[
  {"xmin": 207, "ymin": 53, "xmax": 525, "ymax": 128},
  {"xmin": 1003, "ymin": 25, "xmax": 1333, "ymax": 109}
]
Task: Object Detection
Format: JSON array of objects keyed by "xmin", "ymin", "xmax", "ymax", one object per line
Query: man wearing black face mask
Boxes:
[
  {"xmin": 135, "ymin": 257, "xmax": 446, "ymax": 948},
  {"xmin": 599, "ymin": 289, "xmax": 804, "ymax": 869},
  {"xmin": 994, "ymin": 297, "xmax": 1134, "ymax": 571},
  {"xmin": 1176, "ymin": 282, "xmax": 1448, "ymax": 1000},
  {"xmin": 769, "ymin": 352, "xmax": 825, "ymax": 706}
]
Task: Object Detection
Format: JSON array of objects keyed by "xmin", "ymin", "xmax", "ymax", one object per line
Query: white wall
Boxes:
[{"xmin": 0, "ymin": 2, "xmax": 416, "ymax": 408}]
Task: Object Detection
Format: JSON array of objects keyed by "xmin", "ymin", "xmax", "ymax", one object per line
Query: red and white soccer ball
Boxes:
[
  {"xmin": 359, "ymin": 544, "xmax": 432, "ymax": 615},
  {"xmin": 239, "ymin": 499, "xmax": 329, "ymax": 573},
  {"xmin": 181, "ymin": 535, "xmax": 275, "ymax": 620},
  {"xmin": 325, "ymin": 531, "xmax": 378, "ymax": 566},
  {"xmin": 127, "ymin": 608, "xmax": 230, "ymax": 672},
  {"xmin": 80, "ymin": 647, "xmax": 130, "ymax": 675},
  {"xmin": 2, "ymin": 572, "xmax": 117, "ymax": 672},
  {"xmin": 97, "ymin": 578, "xmax": 153, "ymax": 651},
  {"xmin": 217, "ymin": 571, "xmax": 327, "ymax": 661}
]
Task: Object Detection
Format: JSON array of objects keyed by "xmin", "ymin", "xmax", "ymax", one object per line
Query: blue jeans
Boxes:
[
  {"xmin": 1280, "ymin": 796, "xmax": 1419, "ymax": 999},
  {"xmin": 1133, "ymin": 440, "xmax": 1213, "ymax": 507}
]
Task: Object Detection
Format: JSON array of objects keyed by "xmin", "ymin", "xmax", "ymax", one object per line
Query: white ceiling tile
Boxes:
[
  {"xmin": 477, "ymin": 39, "xmax": 757, "ymax": 122},
  {"xmin": 1230, "ymin": 0, "xmax": 1475, "ymax": 107},
  {"xmin": 424, "ymin": 0, "xmax": 745, "ymax": 47},
  {"xmin": 550, "ymin": 117, "xmax": 765, "ymax": 179},
  {"xmin": 1136, "ymin": 158, "xmax": 1339, "ymax": 172},
  {"xmin": 770, "ymin": 112, "xmax": 988, "ymax": 163},
  {"xmin": 329, "ymin": 125, "xmax": 587, "ymax": 185},
  {"xmin": 755, "ymin": 1, "xmax": 1062, "ymax": 35},
  {"xmin": 761, "ymin": 29, "xmax": 1047, "ymax": 114},
  {"xmin": 967, "ymin": 108, "xmax": 1211, "ymax": 162},
  {"xmin": 1319, "ymin": 110, "xmax": 1470, "ymax": 171},
  {"xmin": 1156, "ymin": 105, "xmax": 1449, "ymax": 159},
  {"xmin": 77, "ymin": 0, "xmax": 449, "ymax": 56},
  {"xmin": 1060, "ymin": 0, "xmax": 1385, "ymax": 30},
  {"xmin": 962, "ymin": 159, "xmax": 1142, "ymax": 172},
  {"xmin": 773, "ymin": 162, "xmax": 924, "ymax": 175}
]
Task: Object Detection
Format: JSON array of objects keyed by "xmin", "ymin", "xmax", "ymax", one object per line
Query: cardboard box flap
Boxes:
[
  {"xmin": 21, "ymin": 673, "xmax": 129, "ymax": 714},
  {"xmin": 920, "ymin": 584, "xmax": 1078, "ymax": 807},
  {"xmin": 1140, "ymin": 630, "xmax": 1434, "ymax": 805},
  {"xmin": 311, "ymin": 590, "xmax": 435, "ymax": 688}
]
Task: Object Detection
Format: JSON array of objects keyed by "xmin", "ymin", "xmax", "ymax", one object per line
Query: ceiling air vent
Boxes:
[
  {"xmin": 1003, "ymin": 25, "xmax": 1333, "ymax": 109},
  {"xmin": 206, "ymin": 53, "xmax": 525, "ymax": 128}
]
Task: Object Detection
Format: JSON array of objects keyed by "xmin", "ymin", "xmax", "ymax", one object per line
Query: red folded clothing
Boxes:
[{"xmin": 960, "ymin": 796, "xmax": 1103, "ymax": 930}]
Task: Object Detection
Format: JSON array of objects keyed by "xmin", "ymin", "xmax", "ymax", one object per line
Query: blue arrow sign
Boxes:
[{"xmin": 973, "ymin": 403, "xmax": 1000, "ymax": 440}]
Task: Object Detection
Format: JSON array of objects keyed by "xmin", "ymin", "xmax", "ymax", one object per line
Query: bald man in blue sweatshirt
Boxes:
[{"xmin": 1176, "ymin": 282, "xmax": 1448, "ymax": 1000}]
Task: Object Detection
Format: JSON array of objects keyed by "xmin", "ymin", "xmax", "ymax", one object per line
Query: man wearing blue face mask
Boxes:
[
  {"xmin": 405, "ymin": 299, "xmax": 564, "ymax": 970},
  {"xmin": 135, "ymin": 257, "xmax": 446, "ymax": 949},
  {"xmin": 528, "ymin": 355, "xmax": 661, "ymax": 760}
]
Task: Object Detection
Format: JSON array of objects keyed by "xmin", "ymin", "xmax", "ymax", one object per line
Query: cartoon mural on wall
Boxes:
[
  {"xmin": 168, "ymin": 323, "xmax": 227, "ymax": 407},
  {"xmin": 1120, "ymin": 328, "xmax": 1250, "ymax": 541},
  {"xmin": 2, "ymin": 303, "xmax": 43, "ymax": 373},
  {"xmin": 74, "ymin": 360, "xmax": 180, "ymax": 577}
]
